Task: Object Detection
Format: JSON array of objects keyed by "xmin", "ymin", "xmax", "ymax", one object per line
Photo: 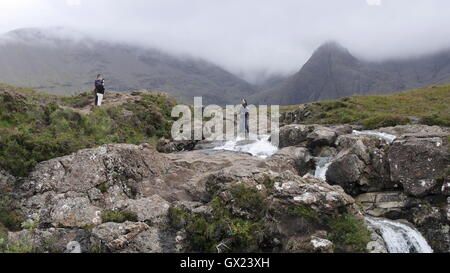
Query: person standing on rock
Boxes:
[
  {"xmin": 94, "ymin": 74, "xmax": 105, "ymax": 106},
  {"xmin": 240, "ymin": 99, "xmax": 250, "ymax": 135}
]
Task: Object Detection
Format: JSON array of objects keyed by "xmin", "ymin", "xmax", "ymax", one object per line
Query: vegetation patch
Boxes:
[
  {"xmin": 286, "ymin": 204, "xmax": 320, "ymax": 223},
  {"xmin": 280, "ymin": 85, "xmax": 450, "ymax": 129},
  {"xmin": 361, "ymin": 114, "xmax": 410, "ymax": 130},
  {"xmin": 229, "ymin": 184, "xmax": 267, "ymax": 218},
  {"xmin": 168, "ymin": 192, "xmax": 267, "ymax": 253},
  {"xmin": 101, "ymin": 210, "xmax": 138, "ymax": 223},
  {"xmin": 327, "ymin": 214, "xmax": 371, "ymax": 252},
  {"xmin": 0, "ymin": 83, "xmax": 176, "ymax": 177}
]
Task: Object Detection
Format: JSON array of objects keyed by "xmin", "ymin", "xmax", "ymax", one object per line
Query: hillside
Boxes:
[
  {"xmin": 0, "ymin": 28, "xmax": 257, "ymax": 105},
  {"xmin": 0, "ymin": 82, "xmax": 449, "ymax": 254},
  {"xmin": 279, "ymin": 84, "xmax": 450, "ymax": 129},
  {"xmin": 253, "ymin": 42, "xmax": 450, "ymax": 105},
  {"xmin": 0, "ymin": 83, "xmax": 176, "ymax": 177}
]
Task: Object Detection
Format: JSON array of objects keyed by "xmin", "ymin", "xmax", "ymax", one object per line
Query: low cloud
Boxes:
[{"xmin": 1, "ymin": 0, "xmax": 450, "ymax": 82}]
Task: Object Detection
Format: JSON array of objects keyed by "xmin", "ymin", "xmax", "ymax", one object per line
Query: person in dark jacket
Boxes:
[{"xmin": 94, "ymin": 74, "xmax": 105, "ymax": 106}]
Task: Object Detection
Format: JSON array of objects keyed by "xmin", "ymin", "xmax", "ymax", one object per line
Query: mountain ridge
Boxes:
[
  {"xmin": 252, "ymin": 42, "xmax": 450, "ymax": 105},
  {"xmin": 0, "ymin": 28, "xmax": 257, "ymax": 105}
]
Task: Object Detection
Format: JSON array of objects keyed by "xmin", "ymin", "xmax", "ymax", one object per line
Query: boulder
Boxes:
[
  {"xmin": 306, "ymin": 127, "xmax": 337, "ymax": 148},
  {"xmin": 356, "ymin": 192, "xmax": 408, "ymax": 217},
  {"xmin": 388, "ymin": 137, "xmax": 449, "ymax": 197},
  {"xmin": 278, "ymin": 124, "xmax": 313, "ymax": 148},
  {"xmin": 410, "ymin": 205, "xmax": 450, "ymax": 253},
  {"xmin": 326, "ymin": 154, "xmax": 365, "ymax": 195},
  {"xmin": 268, "ymin": 147, "xmax": 314, "ymax": 176},
  {"xmin": 278, "ymin": 124, "xmax": 353, "ymax": 149},
  {"xmin": 326, "ymin": 134, "xmax": 394, "ymax": 195}
]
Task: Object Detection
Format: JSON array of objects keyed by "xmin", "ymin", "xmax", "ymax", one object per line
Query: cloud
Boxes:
[{"xmin": 1, "ymin": 0, "xmax": 450, "ymax": 82}]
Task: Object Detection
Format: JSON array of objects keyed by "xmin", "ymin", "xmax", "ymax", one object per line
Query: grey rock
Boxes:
[
  {"xmin": 326, "ymin": 154, "xmax": 365, "ymax": 195},
  {"xmin": 90, "ymin": 221, "xmax": 176, "ymax": 253},
  {"xmin": 388, "ymin": 137, "xmax": 449, "ymax": 197},
  {"xmin": 356, "ymin": 192, "xmax": 408, "ymax": 217}
]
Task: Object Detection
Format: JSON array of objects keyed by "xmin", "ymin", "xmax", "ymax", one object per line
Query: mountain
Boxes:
[
  {"xmin": 252, "ymin": 42, "xmax": 450, "ymax": 105},
  {"xmin": 0, "ymin": 28, "xmax": 257, "ymax": 105}
]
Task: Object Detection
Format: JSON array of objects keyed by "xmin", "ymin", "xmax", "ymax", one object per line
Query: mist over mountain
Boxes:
[
  {"xmin": 0, "ymin": 28, "xmax": 257, "ymax": 105},
  {"xmin": 252, "ymin": 42, "xmax": 450, "ymax": 105},
  {"xmin": 1, "ymin": 28, "xmax": 450, "ymax": 106}
]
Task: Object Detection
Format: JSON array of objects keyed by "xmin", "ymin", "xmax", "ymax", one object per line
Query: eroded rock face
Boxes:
[
  {"xmin": 90, "ymin": 221, "xmax": 177, "ymax": 253},
  {"xmin": 388, "ymin": 137, "xmax": 449, "ymax": 197},
  {"xmin": 326, "ymin": 134, "xmax": 394, "ymax": 195},
  {"xmin": 12, "ymin": 142, "xmax": 360, "ymax": 253}
]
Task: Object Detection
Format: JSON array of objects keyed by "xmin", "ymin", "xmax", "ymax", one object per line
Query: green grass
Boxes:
[
  {"xmin": 280, "ymin": 85, "xmax": 450, "ymax": 129},
  {"xmin": 0, "ymin": 83, "xmax": 176, "ymax": 177}
]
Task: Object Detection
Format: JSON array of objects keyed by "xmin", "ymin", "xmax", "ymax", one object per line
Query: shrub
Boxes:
[
  {"xmin": 328, "ymin": 214, "xmax": 371, "ymax": 252},
  {"xmin": 230, "ymin": 184, "xmax": 267, "ymax": 218},
  {"xmin": 419, "ymin": 114, "xmax": 450, "ymax": 127}
]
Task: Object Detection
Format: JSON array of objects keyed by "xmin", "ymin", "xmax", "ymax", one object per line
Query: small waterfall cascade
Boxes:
[
  {"xmin": 213, "ymin": 134, "xmax": 278, "ymax": 158},
  {"xmin": 313, "ymin": 157, "xmax": 333, "ymax": 181},
  {"xmin": 365, "ymin": 217, "xmax": 433, "ymax": 253},
  {"xmin": 352, "ymin": 130, "xmax": 397, "ymax": 143}
]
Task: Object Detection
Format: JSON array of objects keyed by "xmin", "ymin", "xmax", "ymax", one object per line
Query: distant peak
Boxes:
[{"xmin": 315, "ymin": 41, "xmax": 349, "ymax": 54}]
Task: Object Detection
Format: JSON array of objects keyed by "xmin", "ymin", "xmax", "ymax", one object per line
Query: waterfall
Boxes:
[
  {"xmin": 213, "ymin": 134, "xmax": 278, "ymax": 158},
  {"xmin": 365, "ymin": 217, "xmax": 433, "ymax": 253},
  {"xmin": 352, "ymin": 130, "xmax": 397, "ymax": 143},
  {"xmin": 314, "ymin": 157, "xmax": 333, "ymax": 181}
]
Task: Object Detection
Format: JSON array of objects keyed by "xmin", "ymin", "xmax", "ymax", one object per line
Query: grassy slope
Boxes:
[
  {"xmin": 0, "ymin": 83, "xmax": 176, "ymax": 177},
  {"xmin": 280, "ymin": 85, "xmax": 450, "ymax": 129}
]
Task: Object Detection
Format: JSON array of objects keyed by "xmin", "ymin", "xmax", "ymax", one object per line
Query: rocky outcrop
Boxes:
[
  {"xmin": 388, "ymin": 136, "xmax": 449, "ymax": 197},
  {"xmin": 5, "ymin": 123, "xmax": 449, "ymax": 253},
  {"xmin": 7, "ymin": 228, "xmax": 90, "ymax": 253},
  {"xmin": 90, "ymin": 221, "xmax": 177, "ymax": 253},
  {"xmin": 8, "ymin": 143, "xmax": 363, "ymax": 253},
  {"xmin": 326, "ymin": 134, "xmax": 392, "ymax": 195}
]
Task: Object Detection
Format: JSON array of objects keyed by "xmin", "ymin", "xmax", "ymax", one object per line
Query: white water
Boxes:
[
  {"xmin": 366, "ymin": 217, "xmax": 433, "ymax": 253},
  {"xmin": 353, "ymin": 130, "xmax": 397, "ymax": 143},
  {"xmin": 314, "ymin": 157, "xmax": 333, "ymax": 181},
  {"xmin": 213, "ymin": 134, "xmax": 278, "ymax": 159}
]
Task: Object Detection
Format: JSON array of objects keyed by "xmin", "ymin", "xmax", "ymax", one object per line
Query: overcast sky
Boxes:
[{"xmin": 1, "ymin": 0, "xmax": 450, "ymax": 82}]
